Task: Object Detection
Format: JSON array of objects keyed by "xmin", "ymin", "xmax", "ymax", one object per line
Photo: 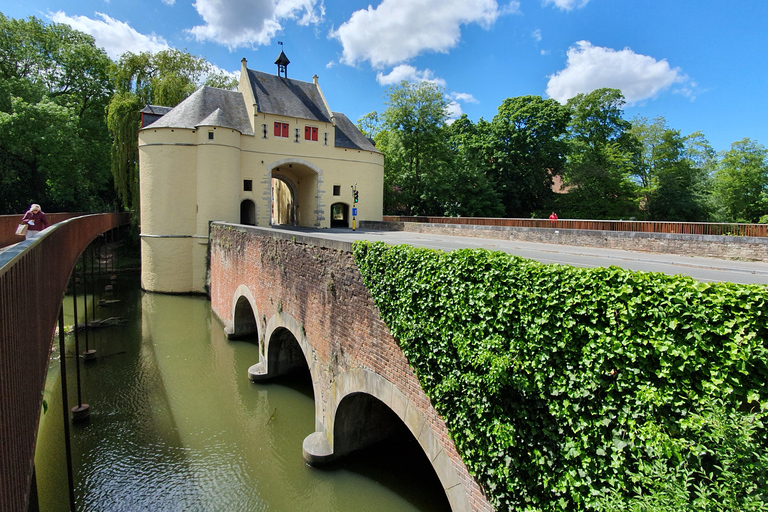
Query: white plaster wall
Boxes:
[{"xmin": 139, "ymin": 128, "xmax": 198, "ymax": 292}]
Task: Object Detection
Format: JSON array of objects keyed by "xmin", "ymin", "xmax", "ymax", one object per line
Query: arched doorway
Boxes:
[
  {"xmin": 271, "ymin": 161, "xmax": 320, "ymax": 227},
  {"xmin": 240, "ymin": 199, "xmax": 256, "ymax": 226},
  {"xmin": 330, "ymin": 203, "xmax": 349, "ymax": 228},
  {"xmin": 271, "ymin": 177, "xmax": 297, "ymax": 225}
]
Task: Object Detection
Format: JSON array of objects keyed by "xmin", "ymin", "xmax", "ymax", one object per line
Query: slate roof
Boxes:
[
  {"xmin": 140, "ymin": 105, "xmax": 174, "ymax": 128},
  {"xmin": 145, "ymin": 87, "xmax": 254, "ymax": 135},
  {"xmin": 246, "ymin": 69, "xmax": 332, "ymax": 123},
  {"xmin": 333, "ymin": 112, "xmax": 379, "ymax": 153},
  {"xmin": 140, "ymin": 105, "xmax": 173, "ymax": 116},
  {"xmin": 142, "ymin": 68, "xmax": 379, "ymax": 154}
]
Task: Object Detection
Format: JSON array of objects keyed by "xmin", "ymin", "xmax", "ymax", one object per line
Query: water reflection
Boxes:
[{"xmin": 36, "ymin": 273, "xmax": 451, "ymax": 511}]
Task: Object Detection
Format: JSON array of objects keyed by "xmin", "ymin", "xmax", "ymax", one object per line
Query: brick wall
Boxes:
[{"xmin": 209, "ymin": 224, "xmax": 493, "ymax": 511}]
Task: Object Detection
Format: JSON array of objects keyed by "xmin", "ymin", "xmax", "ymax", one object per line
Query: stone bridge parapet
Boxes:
[{"xmin": 209, "ymin": 223, "xmax": 492, "ymax": 512}]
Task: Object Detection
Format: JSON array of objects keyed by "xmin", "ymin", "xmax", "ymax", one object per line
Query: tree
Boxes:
[
  {"xmin": 444, "ymin": 115, "xmax": 504, "ymax": 217},
  {"xmin": 561, "ymin": 88, "xmax": 640, "ymax": 219},
  {"xmin": 377, "ymin": 80, "xmax": 454, "ymax": 216},
  {"xmin": 106, "ymin": 49, "xmax": 232, "ymax": 212},
  {"xmin": 629, "ymin": 115, "xmax": 668, "ymax": 192},
  {"xmin": 0, "ymin": 14, "xmax": 115, "ymax": 214},
  {"xmin": 712, "ymin": 138, "xmax": 768, "ymax": 223},
  {"xmin": 631, "ymin": 118, "xmax": 712, "ymax": 221},
  {"xmin": 645, "ymin": 129, "xmax": 709, "ymax": 221},
  {"xmin": 482, "ymin": 95, "xmax": 570, "ymax": 217}
]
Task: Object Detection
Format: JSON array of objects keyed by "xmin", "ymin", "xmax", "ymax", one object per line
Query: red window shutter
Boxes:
[
  {"xmin": 274, "ymin": 122, "xmax": 281, "ymax": 137},
  {"xmin": 312, "ymin": 127, "xmax": 318, "ymax": 141},
  {"xmin": 282, "ymin": 123, "xmax": 289, "ymax": 138},
  {"xmin": 305, "ymin": 126, "xmax": 311, "ymax": 140}
]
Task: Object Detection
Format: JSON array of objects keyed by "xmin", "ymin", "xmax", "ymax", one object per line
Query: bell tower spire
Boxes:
[{"xmin": 275, "ymin": 41, "xmax": 290, "ymax": 78}]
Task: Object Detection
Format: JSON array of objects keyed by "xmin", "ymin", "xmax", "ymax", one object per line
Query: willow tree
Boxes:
[{"xmin": 106, "ymin": 49, "xmax": 235, "ymax": 212}]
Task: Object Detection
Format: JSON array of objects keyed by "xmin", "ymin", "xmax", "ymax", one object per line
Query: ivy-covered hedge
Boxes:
[{"xmin": 352, "ymin": 242, "xmax": 768, "ymax": 511}]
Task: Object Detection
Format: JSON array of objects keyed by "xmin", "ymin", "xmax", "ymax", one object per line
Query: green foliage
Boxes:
[
  {"xmin": 593, "ymin": 400, "xmax": 768, "ymax": 511},
  {"xmin": 106, "ymin": 48, "xmax": 225, "ymax": 212},
  {"xmin": 0, "ymin": 13, "xmax": 116, "ymax": 213},
  {"xmin": 712, "ymin": 138, "xmax": 768, "ymax": 223},
  {"xmin": 377, "ymin": 80, "xmax": 454, "ymax": 216},
  {"xmin": 562, "ymin": 88, "xmax": 640, "ymax": 219},
  {"xmin": 353, "ymin": 241, "xmax": 768, "ymax": 511},
  {"xmin": 646, "ymin": 129, "xmax": 710, "ymax": 221},
  {"xmin": 630, "ymin": 117, "xmax": 713, "ymax": 221},
  {"xmin": 444, "ymin": 115, "xmax": 505, "ymax": 217},
  {"xmin": 483, "ymin": 96, "xmax": 570, "ymax": 217}
]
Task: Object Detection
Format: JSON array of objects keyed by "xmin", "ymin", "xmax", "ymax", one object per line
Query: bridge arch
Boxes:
[
  {"xmin": 210, "ymin": 229, "xmax": 491, "ymax": 510},
  {"xmin": 304, "ymin": 368, "xmax": 471, "ymax": 512},
  {"xmin": 226, "ymin": 285, "xmax": 260, "ymax": 339},
  {"xmin": 247, "ymin": 312, "xmax": 317, "ymax": 394}
]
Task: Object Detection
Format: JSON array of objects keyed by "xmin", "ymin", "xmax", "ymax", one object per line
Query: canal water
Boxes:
[{"xmin": 35, "ymin": 272, "xmax": 451, "ymax": 511}]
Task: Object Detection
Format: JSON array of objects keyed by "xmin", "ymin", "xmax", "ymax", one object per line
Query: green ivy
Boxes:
[{"xmin": 352, "ymin": 242, "xmax": 768, "ymax": 511}]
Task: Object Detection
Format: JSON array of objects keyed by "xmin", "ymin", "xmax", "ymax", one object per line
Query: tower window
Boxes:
[
  {"xmin": 324, "ymin": 132, "xmax": 328, "ymax": 146},
  {"xmin": 244, "ymin": 180, "xmax": 253, "ymax": 192},
  {"xmin": 294, "ymin": 128, "xmax": 300, "ymax": 142},
  {"xmin": 262, "ymin": 124, "xmax": 267, "ymax": 138},
  {"xmin": 333, "ymin": 185, "xmax": 341, "ymax": 196},
  {"xmin": 208, "ymin": 132, "xmax": 214, "ymax": 140}
]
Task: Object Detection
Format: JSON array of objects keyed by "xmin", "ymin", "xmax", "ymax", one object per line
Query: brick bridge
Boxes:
[{"xmin": 209, "ymin": 223, "xmax": 492, "ymax": 512}]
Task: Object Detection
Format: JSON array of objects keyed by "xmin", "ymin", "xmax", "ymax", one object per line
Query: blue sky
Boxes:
[{"xmin": 3, "ymin": 0, "xmax": 767, "ymax": 152}]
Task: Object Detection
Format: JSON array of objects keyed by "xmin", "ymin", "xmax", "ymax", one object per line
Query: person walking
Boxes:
[{"xmin": 21, "ymin": 203, "xmax": 49, "ymax": 239}]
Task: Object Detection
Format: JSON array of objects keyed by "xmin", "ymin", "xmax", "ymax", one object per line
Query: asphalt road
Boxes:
[{"xmin": 269, "ymin": 226, "xmax": 768, "ymax": 286}]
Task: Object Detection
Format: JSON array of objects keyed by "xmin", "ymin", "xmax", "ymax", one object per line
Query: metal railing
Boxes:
[
  {"xmin": 0, "ymin": 213, "xmax": 130, "ymax": 512},
  {"xmin": 382, "ymin": 216, "xmax": 768, "ymax": 238},
  {"xmin": 0, "ymin": 213, "xmax": 92, "ymax": 249}
]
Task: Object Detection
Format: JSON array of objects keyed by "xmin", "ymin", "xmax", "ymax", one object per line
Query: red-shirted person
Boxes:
[
  {"xmin": 548, "ymin": 212, "xmax": 558, "ymax": 225},
  {"xmin": 21, "ymin": 203, "xmax": 49, "ymax": 240}
]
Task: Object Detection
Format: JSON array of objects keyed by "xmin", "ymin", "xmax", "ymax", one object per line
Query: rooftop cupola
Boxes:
[{"xmin": 275, "ymin": 43, "xmax": 290, "ymax": 78}]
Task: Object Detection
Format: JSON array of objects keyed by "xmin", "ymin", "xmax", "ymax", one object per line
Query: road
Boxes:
[{"xmin": 269, "ymin": 226, "xmax": 768, "ymax": 286}]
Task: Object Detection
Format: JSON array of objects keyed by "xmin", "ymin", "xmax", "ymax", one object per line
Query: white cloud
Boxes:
[
  {"xmin": 546, "ymin": 41, "xmax": 687, "ymax": 104},
  {"xmin": 187, "ymin": 0, "xmax": 324, "ymax": 50},
  {"xmin": 332, "ymin": 0, "xmax": 515, "ymax": 68},
  {"xmin": 376, "ymin": 64, "xmax": 446, "ymax": 87},
  {"xmin": 161, "ymin": 0, "xmax": 175, "ymax": 6},
  {"xmin": 207, "ymin": 64, "xmax": 240, "ymax": 83},
  {"xmin": 451, "ymin": 92, "xmax": 478, "ymax": 104},
  {"xmin": 49, "ymin": 12, "xmax": 169, "ymax": 59},
  {"xmin": 543, "ymin": 0, "xmax": 590, "ymax": 11},
  {"xmin": 532, "ymin": 28, "xmax": 542, "ymax": 42},
  {"xmin": 446, "ymin": 101, "xmax": 463, "ymax": 120}
]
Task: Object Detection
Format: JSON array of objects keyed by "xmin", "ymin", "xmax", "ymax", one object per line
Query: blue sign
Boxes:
[{"xmin": 352, "ymin": 208, "xmax": 358, "ymax": 216}]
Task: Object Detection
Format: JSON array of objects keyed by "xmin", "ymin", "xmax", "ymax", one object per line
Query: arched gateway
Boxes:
[
  {"xmin": 210, "ymin": 224, "xmax": 493, "ymax": 512},
  {"xmin": 138, "ymin": 52, "xmax": 384, "ymax": 294}
]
